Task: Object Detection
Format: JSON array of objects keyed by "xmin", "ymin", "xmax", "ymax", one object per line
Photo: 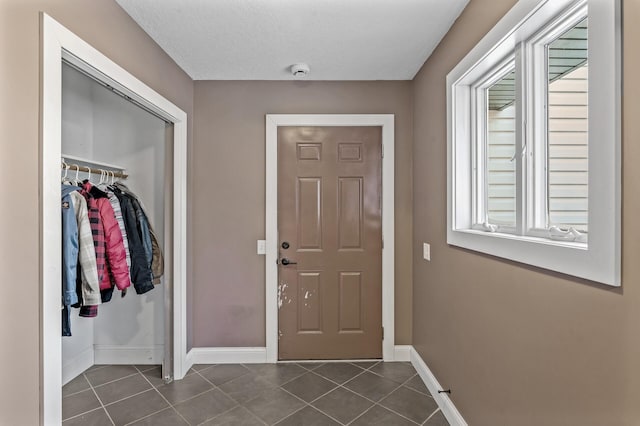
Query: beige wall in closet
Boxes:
[{"xmin": 0, "ymin": 1, "xmax": 194, "ymax": 423}]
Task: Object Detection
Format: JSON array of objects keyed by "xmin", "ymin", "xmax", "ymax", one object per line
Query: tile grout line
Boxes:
[
  {"xmin": 344, "ymin": 405, "xmax": 377, "ymax": 426},
  {"xmin": 129, "ymin": 365, "xmax": 193, "ymax": 426},
  {"xmin": 275, "ymin": 385, "xmax": 345, "ymax": 425},
  {"xmin": 67, "ymin": 362, "xmax": 440, "ymax": 426},
  {"xmin": 102, "ymin": 386, "xmax": 161, "ymax": 409},
  {"xmin": 236, "ymin": 370, "xmax": 314, "ymax": 424},
  {"xmin": 405, "ymin": 373, "xmax": 435, "ymax": 398},
  {"xmin": 63, "ymin": 367, "xmax": 135, "ymax": 422},
  {"xmin": 270, "ymin": 405, "xmax": 310, "ymax": 426},
  {"xmin": 86, "ymin": 371, "xmax": 141, "ymax": 390},
  {"xmin": 62, "ymin": 386, "xmax": 93, "ymax": 399},
  {"xmin": 62, "ymin": 406, "xmax": 111, "ymax": 424},
  {"xmin": 193, "ymin": 364, "xmax": 252, "ymax": 390},
  {"xmin": 254, "ymin": 364, "xmax": 426, "ymax": 423},
  {"xmin": 240, "ymin": 363, "xmax": 310, "ymax": 387},
  {"xmin": 189, "ymin": 368, "xmax": 269, "ymax": 426},
  {"xmin": 342, "ymin": 377, "xmax": 413, "ymax": 425},
  {"xmin": 198, "ymin": 367, "xmax": 266, "ymax": 407},
  {"xmin": 338, "ymin": 366, "xmax": 432, "ymax": 425},
  {"xmin": 97, "ymin": 367, "xmax": 164, "ymax": 407},
  {"xmin": 344, "ymin": 370, "xmax": 420, "ymax": 426},
  {"xmin": 195, "ymin": 405, "xmax": 267, "ymax": 426},
  {"xmin": 206, "ymin": 364, "xmax": 339, "ymax": 425},
  {"xmin": 422, "ymin": 408, "xmax": 444, "ymax": 425},
  {"xmin": 376, "ymin": 367, "xmax": 438, "ymax": 425},
  {"xmin": 294, "ymin": 367, "xmax": 376, "ymax": 425},
  {"xmin": 370, "ymin": 368, "xmax": 439, "ymax": 425},
  {"xmin": 83, "ymin": 372, "xmax": 116, "ymax": 426},
  {"xmin": 207, "ymin": 363, "xmax": 312, "ymax": 412},
  {"xmin": 204, "ymin": 364, "xmax": 321, "ymax": 424},
  {"xmin": 156, "ymin": 366, "xmax": 268, "ymax": 426},
  {"xmin": 63, "ymin": 367, "xmax": 147, "ymax": 399}
]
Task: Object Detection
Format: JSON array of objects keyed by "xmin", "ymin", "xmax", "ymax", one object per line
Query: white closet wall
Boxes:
[{"xmin": 61, "ymin": 64, "xmax": 167, "ymax": 383}]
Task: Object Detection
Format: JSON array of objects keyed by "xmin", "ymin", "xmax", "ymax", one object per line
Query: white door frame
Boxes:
[
  {"xmin": 265, "ymin": 114, "xmax": 395, "ymax": 363},
  {"xmin": 41, "ymin": 14, "xmax": 189, "ymax": 425}
]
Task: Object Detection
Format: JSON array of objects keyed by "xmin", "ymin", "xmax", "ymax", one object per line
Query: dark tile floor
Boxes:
[{"xmin": 62, "ymin": 361, "xmax": 450, "ymax": 425}]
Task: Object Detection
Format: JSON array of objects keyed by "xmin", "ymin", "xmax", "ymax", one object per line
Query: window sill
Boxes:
[
  {"xmin": 456, "ymin": 228, "xmax": 588, "ymax": 251},
  {"xmin": 447, "ymin": 227, "xmax": 617, "ymax": 286}
]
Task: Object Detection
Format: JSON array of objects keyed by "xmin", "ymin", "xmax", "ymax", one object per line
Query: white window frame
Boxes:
[
  {"xmin": 446, "ymin": 0, "xmax": 621, "ymax": 286},
  {"xmin": 471, "ymin": 57, "xmax": 517, "ymax": 232},
  {"xmin": 527, "ymin": 5, "xmax": 590, "ymax": 238}
]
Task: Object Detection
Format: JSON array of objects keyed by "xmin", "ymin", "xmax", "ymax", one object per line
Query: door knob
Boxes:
[{"xmin": 280, "ymin": 258, "xmax": 297, "ymax": 266}]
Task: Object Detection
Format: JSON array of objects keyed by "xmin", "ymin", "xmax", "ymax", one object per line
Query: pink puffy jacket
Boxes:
[{"xmin": 85, "ymin": 182, "xmax": 131, "ymax": 291}]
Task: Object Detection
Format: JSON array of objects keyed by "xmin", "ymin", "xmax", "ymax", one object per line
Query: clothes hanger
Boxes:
[
  {"xmin": 100, "ymin": 170, "xmax": 111, "ymax": 190},
  {"xmin": 61, "ymin": 162, "xmax": 69, "ymax": 183},
  {"xmin": 73, "ymin": 165, "xmax": 81, "ymax": 186}
]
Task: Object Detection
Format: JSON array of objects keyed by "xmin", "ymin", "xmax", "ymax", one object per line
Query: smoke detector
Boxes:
[{"xmin": 291, "ymin": 63, "xmax": 310, "ymax": 78}]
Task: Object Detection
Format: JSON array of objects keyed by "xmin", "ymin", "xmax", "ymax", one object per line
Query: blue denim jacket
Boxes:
[{"xmin": 61, "ymin": 185, "xmax": 79, "ymax": 307}]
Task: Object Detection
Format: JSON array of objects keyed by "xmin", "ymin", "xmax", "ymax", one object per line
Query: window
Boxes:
[
  {"xmin": 447, "ymin": 0, "xmax": 620, "ymax": 286},
  {"xmin": 483, "ymin": 66, "xmax": 517, "ymax": 229}
]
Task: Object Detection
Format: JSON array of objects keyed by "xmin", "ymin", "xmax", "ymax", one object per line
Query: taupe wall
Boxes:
[
  {"xmin": 192, "ymin": 81, "xmax": 413, "ymax": 347},
  {"xmin": 0, "ymin": 1, "xmax": 193, "ymax": 423},
  {"xmin": 412, "ymin": 0, "xmax": 640, "ymax": 424}
]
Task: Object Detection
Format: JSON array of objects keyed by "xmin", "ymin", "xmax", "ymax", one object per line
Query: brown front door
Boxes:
[{"xmin": 277, "ymin": 126, "xmax": 382, "ymax": 360}]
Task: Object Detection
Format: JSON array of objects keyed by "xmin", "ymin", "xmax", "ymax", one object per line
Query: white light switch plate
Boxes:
[
  {"xmin": 257, "ymin": 240, "xmax": 266, "ymax": 255},
  {"xmin": 423, "ymin": 243, "xmax": 431, "ymax": 261}
]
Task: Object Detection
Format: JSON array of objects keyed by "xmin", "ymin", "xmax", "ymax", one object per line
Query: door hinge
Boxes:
[
  {"xmin": 381, "ymin": 144, "xmax": 384, "ymax": 158},
  {"xmin": 382, "ymin": 327, "xmax": 384, "ymax": 340}
]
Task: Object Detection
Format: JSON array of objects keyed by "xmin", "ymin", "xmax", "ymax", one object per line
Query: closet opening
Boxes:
[
  {"xmin": 41, "ymin": 14, "xmax": 188, "ymax": 425},
  {"xmin": 60, "ymin": 60, "xmax": 172, "ymax": 385}
]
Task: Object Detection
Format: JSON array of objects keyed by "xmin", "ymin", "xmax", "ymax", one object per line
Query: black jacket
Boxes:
[{"xmin": 112, "ymin": 189, "xmax": 154, "ymax": 295}]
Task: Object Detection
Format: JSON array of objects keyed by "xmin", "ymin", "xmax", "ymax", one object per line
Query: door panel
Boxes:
[
  {"xmin": 297, "ymin": 178, "xmax": 323, "ymax": 250},
  {"xmin": 339, "ymin": 272, "xmax": 363, "ymax": 332},
  {"xmin": 278, "ymin": 126, "xmax": 382, "ymax": 360},
  {"xmin": 338, "ymin": 177, "xmax": 364, "ymax": 250},
  {"xmin": 297, "ymin": 272, "xmax": 322, "ymax": 333}
]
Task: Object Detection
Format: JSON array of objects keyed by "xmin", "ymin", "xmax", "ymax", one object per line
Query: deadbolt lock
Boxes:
[{"xmin": 281, "ymin": 241, "xmax": 290, "ymax": 249}]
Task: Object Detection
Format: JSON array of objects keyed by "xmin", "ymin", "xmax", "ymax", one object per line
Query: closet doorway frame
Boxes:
[{"xmin": 40, "ymin": 14, "xmax": 189, "ymax": 425}]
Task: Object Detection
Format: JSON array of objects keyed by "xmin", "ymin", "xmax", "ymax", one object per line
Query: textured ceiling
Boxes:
[{"xmin": 115, "ymin": 0, "xmax": 469, "ymax": 81}]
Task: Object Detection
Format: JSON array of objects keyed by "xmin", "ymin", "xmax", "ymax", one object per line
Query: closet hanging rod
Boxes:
[
  {"xmin": 61, "ymin": 162, "xmax": 128, "ymax": 179},
  {"xmin": 61, "ymin": 155, "xmax": 128, "ymax": 179}
]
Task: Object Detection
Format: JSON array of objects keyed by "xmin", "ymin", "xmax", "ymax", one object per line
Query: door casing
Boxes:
[
  {"xmin": 41, "ymin": 14, "xmax": 189, "ymax": 425},
  {"xmin": 265, "ymin": 114, "xmax": 395, "ymax": 363}
]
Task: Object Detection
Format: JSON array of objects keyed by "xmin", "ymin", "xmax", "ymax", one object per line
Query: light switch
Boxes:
[
  {"xmin": 257, "ymin": 240, "xmax": 266, "ymax": 255},
  {"xmin": 423, "ymin": 243, "xmax": 431, "ymax": 261}
]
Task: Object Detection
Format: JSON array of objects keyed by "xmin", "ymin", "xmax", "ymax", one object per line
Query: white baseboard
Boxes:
[
  {"xmin": 410, "ymin": 347, "xmax": 467, "ymax": 426},
  {"xmin": 188, "ymin": 346, "xmax": 411, "ymax": 365},
  {"xmin": 393, "ymin": 345, "xmax": 412, "ymax": 361},
  {"xmin": 182, "ymin": 349, "xmax": 195, "ymax": 378},
  {"xmin": 189, "ymin": 347, "xmax": 267, "ymax": 364},
  {"xmin": 94, "ymin": 345, "xmax": 163, "ymax": 365},
  {"xmin": 62, "ymin": 346, "xmax": 93, "ymax": 386}
]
